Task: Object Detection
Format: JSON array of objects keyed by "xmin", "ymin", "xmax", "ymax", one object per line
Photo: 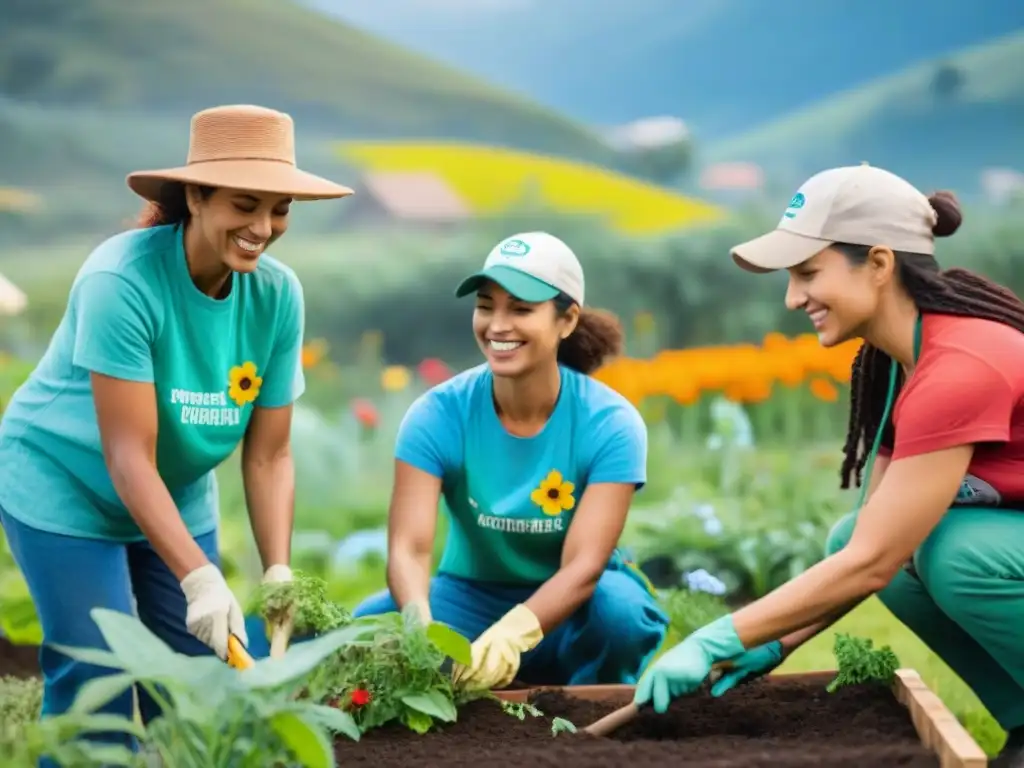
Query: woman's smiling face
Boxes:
[
  {"xmin": 187, "ymin": 185, "xmax": 293, "ymax": 274},
  {"xmin": 472, "ymin": 281, "xmax": 577, "ymax": 378},
  {"xmin": 785, "ymin": 246, "xmax": 889, "ymax": 347}
]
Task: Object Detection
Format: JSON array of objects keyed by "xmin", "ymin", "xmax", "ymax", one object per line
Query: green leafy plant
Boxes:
[
  {"xmin": 55, "ymin": 607, "xmax": 374, "ymax": 768},
  {"xmin": 659, "ymin": 585, "xmax": 731, "ymax": 640},
  {"xmin": 0, "ymin": 675, "xmax": 146, "ymax": 768},
  {"xmin": 0, "ymin": 710, "xmax": 147, "ymax": 767},
  {"xmin": 299, "ymin": 606, "xmax": 479, "ymax": 735},
  {"xmin": 247, "ymin": 570, "xmax": 352, "ymax": 657},
  {"xmin": 826, "ymin": 632, "xmax": 900, "ymax": 693}
]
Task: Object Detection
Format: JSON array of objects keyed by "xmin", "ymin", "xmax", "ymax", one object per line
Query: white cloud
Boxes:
[{"xmin": 605, "ymin": 116, "xmax": 690, "ymax": 149}]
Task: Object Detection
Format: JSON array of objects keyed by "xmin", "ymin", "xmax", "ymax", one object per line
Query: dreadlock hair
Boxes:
[{"xmin": 839, "ymin": 190, "xmax": 1024, "ymax": 490}]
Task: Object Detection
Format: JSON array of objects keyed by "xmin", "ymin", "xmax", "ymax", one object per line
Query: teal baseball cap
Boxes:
[{"xmin": 455, "ymin": 231, "xmax": 586, "ymax": 305}]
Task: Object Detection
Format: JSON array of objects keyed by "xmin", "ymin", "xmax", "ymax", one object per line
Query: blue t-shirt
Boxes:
[
  {"xmin": 395, "ymin": 363, "xmax": 648, "ymax": 584},
  {"xmin": 0, "ymin": 223, "xmax": 305, "ymax": 541}
]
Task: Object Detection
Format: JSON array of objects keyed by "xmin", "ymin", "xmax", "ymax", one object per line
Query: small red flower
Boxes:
[
  {"xmin": 350, "ymin": 398, "xmax": 379, "ymax": 429},
  {"xmin": 417, "ymin": 358, "xmax": 453, "ymax": 386},
  {"xmin": 350, "ymin": 688, "xmax": 372, "ymax": 707}
]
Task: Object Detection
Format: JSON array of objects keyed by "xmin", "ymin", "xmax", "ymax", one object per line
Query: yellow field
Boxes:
[
  {"xmin": 0, "ymin": 187, "xmax": 42, "ymax": 214},
  {"xmin": 336, "ymin": 141, "xmax": 725, "ymax": 236}
]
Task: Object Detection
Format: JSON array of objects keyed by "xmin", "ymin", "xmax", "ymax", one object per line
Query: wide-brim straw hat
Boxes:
[{"xmin": 126, "ymin": 105, "xmax": 354, "ymax": 202}]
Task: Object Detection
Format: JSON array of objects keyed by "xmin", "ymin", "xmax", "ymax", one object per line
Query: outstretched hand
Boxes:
[
  {"xmin": 633, "ymin": 614, "xmax": 747, "ymax": 713},
  {"xmin": 710, "ymin": 640, "xmax": 783, "ymax": 697}
]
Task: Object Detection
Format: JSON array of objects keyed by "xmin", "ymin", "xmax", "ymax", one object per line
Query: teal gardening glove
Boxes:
[
  {"xmin": 709, "ymin": 640, "xmax": 783, "ymax": 697},
  {"xmin": 634, "ymin": 614, "xmax": 747, "ymax": 714}
]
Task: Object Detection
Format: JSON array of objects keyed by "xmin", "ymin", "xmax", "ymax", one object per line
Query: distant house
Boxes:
[
  {"xmin": 699, "ymin": 162, "xmax": 765, "ymax": 192},
  {"xmin": 344, "ymin": 171, "xmax": 471, "ymax": 230}
]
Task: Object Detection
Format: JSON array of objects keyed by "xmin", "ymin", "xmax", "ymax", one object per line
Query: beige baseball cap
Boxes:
[
  {"xmin": 455, "ymin": 231, "xmax": 585, "ymax": 306},
  {"xmin": 730, "ymin": 164, "xmax": 939, "ymax": 273}
]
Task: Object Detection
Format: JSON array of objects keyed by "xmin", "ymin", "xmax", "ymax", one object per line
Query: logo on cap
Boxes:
[
  {"xmin": 783, "ymin": 192, "xmax": 805, "ymax": 219},
  {"xmin": 499, "ymin": 239, "xmax": 531, "ymax": 257}
]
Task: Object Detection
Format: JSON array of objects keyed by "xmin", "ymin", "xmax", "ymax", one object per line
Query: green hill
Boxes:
[
  {"xmin": 700, "ymin": 30, "xmax": 1024, "ymax": 195},
  {"xmin": 0, "ymin": 0, "xmax": 624, "ymax": 242},
  {"xmin": 1, "ymin": 0, "xmax": 613, "ymax": 157}
]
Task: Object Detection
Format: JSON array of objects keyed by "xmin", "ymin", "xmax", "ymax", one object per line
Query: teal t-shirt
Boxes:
[
  {"xmin": 0, "ymin": 223, "xmax": 305, "ymax": 541},
  {"xmin": 395, "ymin": 363, "xmax": 648, "ymax": 584}
]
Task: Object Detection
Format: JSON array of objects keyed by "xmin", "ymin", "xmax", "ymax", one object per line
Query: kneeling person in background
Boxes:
[{"xmin": 353, "ymin": 232, "xmax": 669, "ymax": 691}]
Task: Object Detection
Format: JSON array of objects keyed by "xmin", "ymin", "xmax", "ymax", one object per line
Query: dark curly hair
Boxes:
[
  {"xmin": 838, "ymin": 190, "xmax": 1024, "ymax": 490},
  {"xmin": 552, "ymin": 293, "xmax": 624, "ymax": 374}
]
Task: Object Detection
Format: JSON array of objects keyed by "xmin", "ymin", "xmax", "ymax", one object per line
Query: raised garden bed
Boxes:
[{"xmin": 334, "ymin": 670, "xmax": 987, "ymax": 768}]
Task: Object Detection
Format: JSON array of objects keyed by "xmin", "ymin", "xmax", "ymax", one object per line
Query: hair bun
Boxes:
[{"xmin": 928, "ymin": 190, "xmax": 962, "ymax": 237}]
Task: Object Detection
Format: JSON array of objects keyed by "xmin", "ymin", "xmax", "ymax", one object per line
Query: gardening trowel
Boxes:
[
  {"xmin": 227, "ymin": 633, "xmax": 256, "ymax": 670},
  {"xmin": 582, "ymin": 661, "xmax": 733, "ymax": 737}
]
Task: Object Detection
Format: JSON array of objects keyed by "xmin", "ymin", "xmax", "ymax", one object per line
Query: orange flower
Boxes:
[
  {"xmin": 302, "ymin": 339, "xmax": 329, "ymax": 368},
  {"xmin": 809, "ymin": 377, "xmax": 840, "ymax": 402}
]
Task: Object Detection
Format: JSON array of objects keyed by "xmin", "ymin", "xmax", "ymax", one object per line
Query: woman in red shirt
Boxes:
[{"xmin": 633, "ymin": 164, "xmax": 1024, "ymax": 766}]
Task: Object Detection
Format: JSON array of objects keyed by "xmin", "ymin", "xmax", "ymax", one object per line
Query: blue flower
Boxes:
[
  {"xmin": 684, "ymin": 568, "xmax": 727, "ymax": 596},
  {"xmin": 692, "ymin": 503, "xmax": 723, "ymax": 536},
  {"xmin": 702, "ymin": 517, "xmax": 724, "ymax": 537}
]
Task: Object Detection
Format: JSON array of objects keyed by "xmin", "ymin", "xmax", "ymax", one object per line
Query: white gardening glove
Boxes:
[
  {"xmin": 410, "ymin": 598, "xmax": 432, "ymax": 626},
  {"xmin": 262, "ymin": 564, "xmax": 293, "ymax": 585},
  {"xmin": 180, "ymin": 563, "xmax": 248, "ymax": 660}
]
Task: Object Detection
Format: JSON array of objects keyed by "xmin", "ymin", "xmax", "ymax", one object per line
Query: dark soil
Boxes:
[
  {"xmin": 334, "ymin": 678, "xmax": 940, "ymax": 767},
  {"xmin": 0, "ymin": 637, "xmax": 39, "ymax": 679}
]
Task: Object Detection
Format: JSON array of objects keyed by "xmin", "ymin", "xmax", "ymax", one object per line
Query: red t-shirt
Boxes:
[{"xmin": 878, "ymin": 312, "xmax": 1024, "ymax": 504}]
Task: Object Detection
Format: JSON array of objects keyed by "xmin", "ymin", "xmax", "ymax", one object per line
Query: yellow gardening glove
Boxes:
[{"xmin": 452, "ymin": 604, "xmax": 543, "ymax": 691}]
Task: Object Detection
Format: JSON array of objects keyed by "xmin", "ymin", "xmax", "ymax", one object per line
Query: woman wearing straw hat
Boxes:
[
  {"xmin": 353, "ymin": 232, "xmax": 670, "ymax": 691},
  {"xmin": 0, "ymin": 105, "xmax": 352, "ymax": 746},
  {"xmin": 631, "ymin": 164, "xmax": 1024, "ymax": 766}
]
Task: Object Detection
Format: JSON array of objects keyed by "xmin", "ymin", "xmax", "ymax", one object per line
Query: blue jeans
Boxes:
[
  {"xmin": 0, "ymin": 505, "xmax": 273, "ymax": 764},
  {"xmin": 353, "ymin": 560, "xmax": 670, "ymax": 685}
]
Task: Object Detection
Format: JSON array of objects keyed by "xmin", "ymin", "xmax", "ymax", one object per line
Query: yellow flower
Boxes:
[
  {"xmin": 530, "ymin": 470, "xmax": 576, "ymax": 516},
  {"xmin": 381, "ymin": 365, "xmax": 411, "ymax": 392},
  {"xmin": 228, "ymin": 361, "xmax": 263, "ymax": 407}
]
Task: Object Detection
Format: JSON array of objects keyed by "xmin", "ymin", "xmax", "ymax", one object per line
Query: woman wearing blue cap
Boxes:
[{"xmin": 354, "ymin": 232, "xmax": 669, "ymax": 690}]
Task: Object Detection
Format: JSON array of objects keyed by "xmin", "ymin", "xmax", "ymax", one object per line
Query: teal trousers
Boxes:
[{"xmin": 826, "ymin": 506, "xmax": 1024, "ymax": 731}]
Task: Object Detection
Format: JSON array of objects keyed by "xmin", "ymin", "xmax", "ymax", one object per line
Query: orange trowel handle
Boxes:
[{"xmin": 227, "ymin": 634, "xmax": 255, "ymax": 670}]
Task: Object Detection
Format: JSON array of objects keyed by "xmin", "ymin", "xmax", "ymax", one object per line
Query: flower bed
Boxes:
[{"xmin": 334, "ymin": 672, "xmax": 983, "ymax": 767}]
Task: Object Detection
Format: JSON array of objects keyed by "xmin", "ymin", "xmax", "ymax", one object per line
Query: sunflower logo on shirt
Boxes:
[
  {"xmin": 531, "ymin": 470, "xmax": 576, "ymax": 516},
  {"xmin": 228, "ymin": 361, "xmax": 263, "ymax": 407}
]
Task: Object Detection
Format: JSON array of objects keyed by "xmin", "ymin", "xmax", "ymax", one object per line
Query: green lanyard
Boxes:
[{"xmin": 855, "ymin": 315, "xmax": 922, "ymax": 509}]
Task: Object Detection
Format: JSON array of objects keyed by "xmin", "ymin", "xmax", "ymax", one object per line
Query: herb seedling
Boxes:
[
  {"xmin": 827, "ymin": 632, "xmax": 900, "ymax": 693},
  {"xmin": 247, "ymin": 570, "xmax": 352, "ymax": 657},
  {"xmin": 500, "ymin": 700, "xmax": 544, "ymax": 721},
  {"xmin": 551, "ymin": 717, "xmax": 577, "ymax": 736}
]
